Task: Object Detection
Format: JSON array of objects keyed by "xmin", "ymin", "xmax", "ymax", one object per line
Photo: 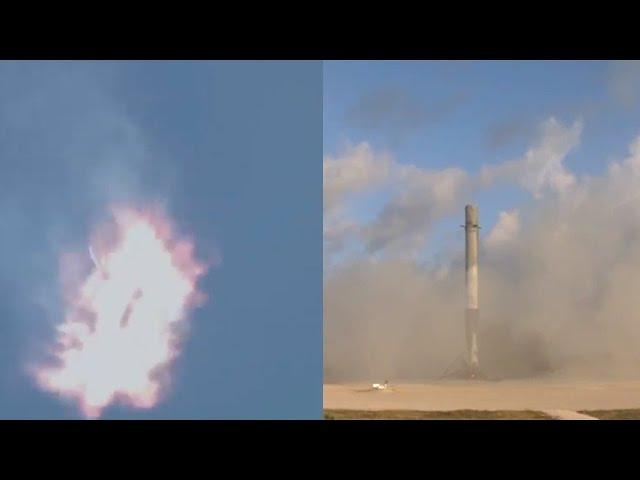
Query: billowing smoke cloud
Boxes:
[
  {"xmin": 324, "ymin": 142, "xmax": 470, "ymax": 265},
  {"xmin": 485, "ymin": 209, "xmax": 520, "ymax": 248},
  {"xmin": 325, "ymin": 117, "xmax": 640, "ymax": 382},
  {"xmin": 345, "ymin": 88, "xmax": 467, "ymax": 144},
  {"xmin": 487, "ymin": 116, "xmax": 536, "ymax": 151},
  {"xmin": 0, "ymin": 62, "xmax": 205, "ymax": 416},
  {"xmin": 362, "ymin": 164, "xmax": 469, "ymax": 256},
  {"xmin": 323, "ymin": 142, "xmax": 392, "ymax": 216},
  {"xmin": 480, "ymin": 117, "xmax": 582, "ymax": 198},
  {"xmin": 323, "ymin": 143, "xmax": 393, "ymax": 266}
]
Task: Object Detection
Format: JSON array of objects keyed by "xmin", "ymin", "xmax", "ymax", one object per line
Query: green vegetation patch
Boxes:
[{"xmin": 579, "ymin": 409, "xmax": 640, "ymax": 420}]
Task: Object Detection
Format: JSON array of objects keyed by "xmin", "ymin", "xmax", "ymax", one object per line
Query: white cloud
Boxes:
[
  {"xmin": 485, "ymin": 209, "xmax": 520, "ymax": 248},
  {"xmin": 323, "ymin": 142, "xmax": 392, "ymax": 215},
  {"xmin": 481, "ymin": 118, "xmax": 582, "ymax": 198},
  {"xmin": 362, "ymin": 166, "xmax": 469, "ymax": 256},
  {"xmin": 324, "ymin": 117, "xmax": 581, "ymax": 265},
  {"xmin": 324, "ymin": 143, "xmax": 471, "ymax": 262}
]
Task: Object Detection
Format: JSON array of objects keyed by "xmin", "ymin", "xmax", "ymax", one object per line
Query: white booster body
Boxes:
[{"xmin": 465, "ymin": 204, "xmax": 480, "ymax": 372}]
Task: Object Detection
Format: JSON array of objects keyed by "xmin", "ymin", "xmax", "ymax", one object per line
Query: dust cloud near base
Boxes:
[{"xmin": 325, "ymin": 149, "xmax": 640, "ymax": 383}]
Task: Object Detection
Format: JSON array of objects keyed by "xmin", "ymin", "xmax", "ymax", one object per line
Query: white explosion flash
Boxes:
[{"xmin": 33, "ymin": 205, "xmax": 208, "ymax": 418}]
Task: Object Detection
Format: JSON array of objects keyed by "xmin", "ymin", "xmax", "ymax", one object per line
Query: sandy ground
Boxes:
[
  {"xmin": 324, "ymin": 379, "xmax": 640, "ymax": 412},
  {"xmin": 543, "ymin": 409, "xmax": 597, "ymax": 420}
]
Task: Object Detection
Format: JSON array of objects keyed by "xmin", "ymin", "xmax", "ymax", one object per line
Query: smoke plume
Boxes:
[
  {"xmin": 0, "ymin": 62, "xmax": 207, "ymax": 416},
  {"xmin": 325, "ymin": 118, "xmax": 640, "ymax": 382}
]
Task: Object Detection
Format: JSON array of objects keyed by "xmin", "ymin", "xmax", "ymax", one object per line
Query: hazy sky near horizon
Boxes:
[
  {"xmin": 323, "ymin": 60, "xmax": 640, "ymax": 267},
  {"xmin": 0, "ymin": 61, "xmax": 322, "ymax": 419}
]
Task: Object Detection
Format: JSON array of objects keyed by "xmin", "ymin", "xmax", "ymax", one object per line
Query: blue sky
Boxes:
[
  {"xmin": 0, "ymin": 61, "xmax": 322, "ymax": 419},
  {"xmin": 323, "ymin": 61, "xmax": 640, "ymax": 264}
]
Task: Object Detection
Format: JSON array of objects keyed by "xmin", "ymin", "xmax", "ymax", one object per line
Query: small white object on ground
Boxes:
[{"xmin": 372, "ymin": 381, "xmax": 390, "ymax": 390}]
